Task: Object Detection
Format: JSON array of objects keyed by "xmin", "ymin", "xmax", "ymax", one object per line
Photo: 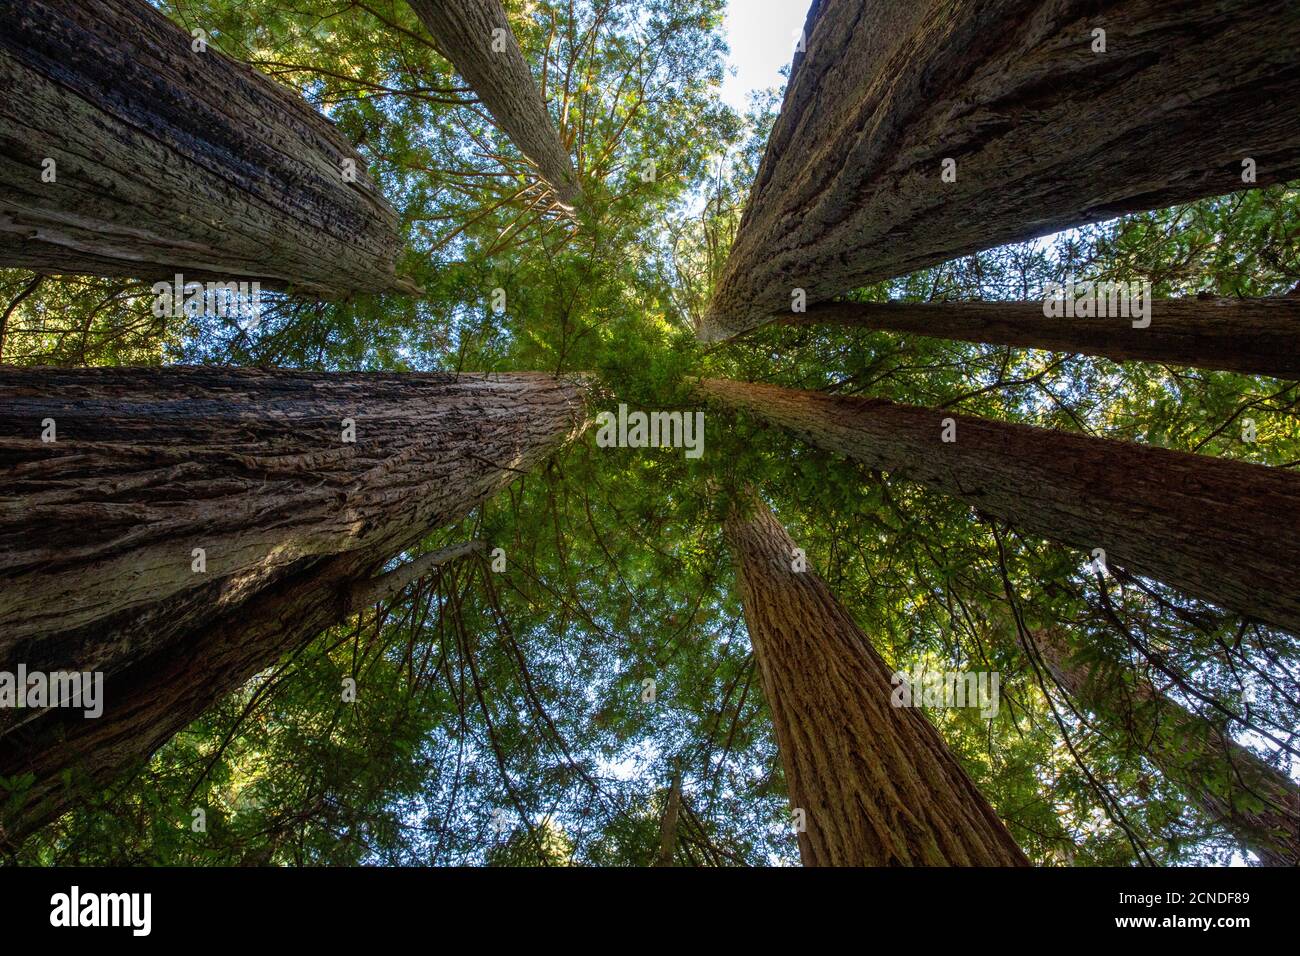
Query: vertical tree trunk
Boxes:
[
  {"xmin": 0, "ymin": 367, "xmax": 588, "ymax": 845},
  {"xmin": 779, "ymin": 297, "xmax": 1300, "ymax": 379},
  {"xmin": 652, "ymin": 768, "xmax": 682, "ymax": 866},
  {"xmin": 702, "ymin": 378, "xmax": 1300, "ymax": 637},
  {"xmin": 407, "ymin": 0, "xmax": 582, "ymax": 210},
  {"xmin": 1032, "ymin": 629, "xmax": 1300, "ymax": 866},
  {"xmin": 724, "ymin": 492, "xmax": 1028, "ymax": 866},
  {"xmin": 0, "ymin": 0, "xmax": 412, "ymax": 295},
  {"xmin": 700, "ymin": 0, "xmax": 1300, "ymax": 340}
]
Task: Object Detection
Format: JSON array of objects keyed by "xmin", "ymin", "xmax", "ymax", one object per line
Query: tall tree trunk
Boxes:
[
  {"xmin": 779, "ymin": 297, "xmax": 1300, "ymax": 379},
  {"xmin": 1031, "ymin": 629, "xmax": 1300, "ymax": 866},
  {"xmin": 701, "ymin": 379, "xmax": 1300, "ymax": 637},
  {"xmin": 0, "ymin": 366, "xmax": 585, "ymax": 653},
  {"xmin": 0, "ymin": 539, "xmax": 475, "ymax": 849},
  {"xmin": 0, "ymin": 0, "xmax": 412, "ymax": 296},
  {"xmin": 0, "ymin": 367, "xmax": 586, "ymax": 847},
  {"xmin": 652, "ymin": 767, "xmax": 682, "ymax": 866},
  {"xmin": 700, "ymin": 0, "xmax": 1300, "ymax": 340},
  {"xmin": 407, "ymin": 0, "xmax": 582, "ymax": 210},
  {"xmin": 724, "ymin": 492, "xmax": 1028, "ymax": 866}
]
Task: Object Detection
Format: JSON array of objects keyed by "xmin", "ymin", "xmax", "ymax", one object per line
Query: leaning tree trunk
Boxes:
[
  {"xmin": 725, "ymin": 491, "xmax": 1028, "ymax": 866},
  {"xmin": 701, "ymin": 379, "xmax": 1300, "ymax": 637},
  {"xmin": 0, "ymin": 366, "xmax": 586, "ymax": 672},
  {"xmin": 0, "ymin": 367, "xmax": 587, "ymax": 844},
  {"xmin": 700, "ymin": 0, "xmax": 1300, "ymax": 340},
  {"xmin": 0, "ymin": 537, "xmax": 482, "ymax": 849},
  {"xmin": 407, "ymin": 0, "xmax": 582, "ymax": 210},
  {"xmin": 0, "ymin": 0, "xmax": 412, "ymax": 296},
  {"xmin": 1031, "ymin": 629, "xmax": 1300, "ymax": 866},
  {"xmin": 779, "ymin": 297, "xmax": 1300, "ymax": 379}
]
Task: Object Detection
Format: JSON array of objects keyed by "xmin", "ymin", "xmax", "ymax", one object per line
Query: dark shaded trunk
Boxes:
[
  {"xmin": 0, "ymin": 541, "xmax": 461, "ymax": 850},
  {"xmin": 724, "ymin": 492, "xmax": 1029, "ymax": 866},
  {"xmin": 408, "ymin": 0, "xmax": 582, "ymax": 210},
  {"xmin": 779, "ymin": 297, "xmax": 1300, "ymax": 379},
  {"xmin": 0, "ymin": 367, "xmax": 585, "ymax": 652},
  {"xmin": 701, "ymin": 379, "xmax": 1300, "ymax": 637},
  {"xmin": 701, "ymin": 0, "xmax": 1300, "ymax": 340},
  {"xmin": 0, "ymin": 367, "xmax": 587, "ymax": 845},
  {"xmin": 0, "ymin": 0, "xmax": 412, "ymax": 296},
  {"xmin": 1032, "ymin": 629, "xmax": 1300, "ymax": 866}
]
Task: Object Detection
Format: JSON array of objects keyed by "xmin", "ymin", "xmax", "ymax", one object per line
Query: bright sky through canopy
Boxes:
[{"xmin": 720, "ymin": 0, "xmax": 808, "ymax": 111}]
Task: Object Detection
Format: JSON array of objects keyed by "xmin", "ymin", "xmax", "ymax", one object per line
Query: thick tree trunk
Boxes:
[
  {"xmin": 779, "ymin": 297, "xmax": 1300, "ymax": 379},
  {"xmin": 1032, "ymin": 629, "xmax": 1300, "ymax": 866},
  {"xmin": 0, "ymin": 367, "xmax": 586, "ymax": 846},
  {"xmin": 408, "ymin": 0, "xmax": 582, "ymax": 210},
  {"xmin": 652, "ymin": 768, "xmax": 682, "ymax": 866},
  {"xmin": 700, "ymin": 0, "xmax": 1300, "ymax": 340},
  {"xmin": 0, "ymin": 0, "xmax": 412, "ymax": 296},
  {"xmin": 701, "ymin": 379, "xmax": 1300, "ymax": 637},
  {"xmin": 0, "ymin": 367, "xmax": 584, "ymax": 647},
  {"xmin": 724, "ymin": 492, "xmax": 1028, "ymax": 866}
]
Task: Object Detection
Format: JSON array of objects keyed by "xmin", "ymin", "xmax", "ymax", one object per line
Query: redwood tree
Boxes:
[
  {"xmin": 702, "ymin": 378, "xmax": 1300, "ymax": 637},
  {"xmin": 725, "ymin": 491, "xmax": 1028, "ymax": 865},
  {"xmin": 0, "ymin": 366, "xmax": 587, "ymax": 844},
  {"xmin": 407, "ymin": 0, "xmax": 582, "ymax": 209},
  {"xmin": 0, "ymin": 0, "xmax": 411, "ymax": 295},
  {"xmin": 778, "ymin": 297, "xmax": 1300, "ymax": 379},
  {"xmin": 700, "ymin": 0, "xmax": 1300, "ymax": 340},
  {"xmin": 1031, "ymin": 629, "xmax": 1300, "ymax": 866}
]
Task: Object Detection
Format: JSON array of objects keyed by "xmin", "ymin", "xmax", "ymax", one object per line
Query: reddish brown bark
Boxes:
[
  {"xmin": 779, "ymin": 297, "xmax": 1300, "ymax": 379},
  {"xmin": 1033, "ymin": 629, "xmax": 1300, "ymax": 866},
  {"xmin": 725, "ymin": 492, "xmax": 1029, "ymax": 866},
  {"xmin": 702, "ymin": 378, "xmax": 1300, "ymax": 637},
  {"xmin": 0, "ymin": 0, "xmax": 412, "ymax": 295},
  {"xmin": 701, "ymin": 0, "xmax": 1300, "ymax": 340}
]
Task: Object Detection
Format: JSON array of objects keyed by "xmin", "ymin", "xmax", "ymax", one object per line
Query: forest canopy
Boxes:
[{"xmin": 1, "ymin": 0, "xmax": 1298, "ymax": 868}]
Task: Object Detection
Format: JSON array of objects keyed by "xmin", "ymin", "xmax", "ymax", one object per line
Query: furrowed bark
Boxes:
[
  {"xmin": 701, "ymin": 379, "xmax": 1300, "ymax": 637},
  {"xmin": 779, "ymin": 297, "xmax": 1300, "ymax": 379},
  {"xmin": 0, "ymin": 368, "xmax": 587, "ymax": 846},
  {"xmin": 0, "ymin": 0, "xmax": 412, "ymax": 295},
  {"xmin": 0, "ymin": 367, "xmax": 584, "ymax": 646},
  {"xmin": 701, "ymin": 0, "xmax": 1300, "ymax": 341},
  {"xmin": 725, "ymin": 492, "xmax": 1028, "ymax": 866},
  {"xmin": 0, "ymin": 367, "xmax": 587, "ymax": 686},
  {"xmin": 1032, "ymin": 629, "xmax": 1300, "ymax": 866},
  {"xmin": 407, "ymin": 0, "xmax": 582, "ymax": 209}
]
